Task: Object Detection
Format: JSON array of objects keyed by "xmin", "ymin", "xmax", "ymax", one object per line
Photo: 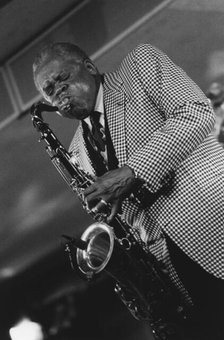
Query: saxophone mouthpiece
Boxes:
[
  {"xmin": 30, "ymin": 101, "xmax": 58, "ymax": 118},
  {"xmin": 61, "ymin": 234, "xmax": 88, "ymax": 250}
]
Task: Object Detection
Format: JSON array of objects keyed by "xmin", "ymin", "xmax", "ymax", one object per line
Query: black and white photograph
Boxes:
[{"xmin": 0, "ymin": 1, "xmax": 223, "ymax": 339}]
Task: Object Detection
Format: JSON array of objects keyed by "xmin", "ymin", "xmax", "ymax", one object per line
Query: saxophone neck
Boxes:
[
  {"xmin": 30, "ymin": 101, "xmax": 58, "ymax": 134},
  {"xmin": 30, "ymin": 101, "xmax": 58, "ymax": 119}
]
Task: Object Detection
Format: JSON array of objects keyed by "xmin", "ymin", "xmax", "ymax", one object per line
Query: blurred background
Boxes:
[{"xmin": 0, "ymin": 0, "xmax": 224, "ymax": 339}]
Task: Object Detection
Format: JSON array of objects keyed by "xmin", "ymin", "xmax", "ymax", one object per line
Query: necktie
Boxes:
[
  {"xmin": 82, "ymin": 115, "xmax": 107, "ymax": 176},
  {"xmin": 89, "ymin": 111, "xmax": 106, "ymax": 152},
  {"xmin": 82, "ymin": 111, "xmax": 119, "ymax": 176}
]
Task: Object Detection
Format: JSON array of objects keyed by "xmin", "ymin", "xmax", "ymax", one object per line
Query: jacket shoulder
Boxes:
[{"xmin": 119, "ymin": 44, "xmax": 162, "ymax": 68}]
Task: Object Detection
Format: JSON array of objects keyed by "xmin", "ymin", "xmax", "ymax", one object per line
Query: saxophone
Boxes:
[{"xmin": 30, "ymin": 101, "xmax": 190, "ymax": 340}]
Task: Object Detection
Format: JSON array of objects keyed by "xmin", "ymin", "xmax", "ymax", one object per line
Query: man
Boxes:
[{"xmin": 33, "ymin": 42, "xmax": 224, "ymax": 339}]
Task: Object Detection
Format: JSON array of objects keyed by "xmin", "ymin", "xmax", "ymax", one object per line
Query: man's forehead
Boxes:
[
  {"xmin": 41, "ymin": 57, "xmax": 69, "ymax": 71},
  {"xmin": 36, "ymin": 57, "xmax": 74, "ymax": 81}
]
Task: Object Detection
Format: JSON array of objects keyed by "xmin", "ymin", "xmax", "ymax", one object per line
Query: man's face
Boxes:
[{"xmin": 35, "ymin": 56, "xmax": 99, "ymax": 120}]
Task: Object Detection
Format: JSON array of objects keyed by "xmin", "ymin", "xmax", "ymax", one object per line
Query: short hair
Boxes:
[{"xmin": 33, "ymin": 42, "xmax": 89, "ymax": 78}]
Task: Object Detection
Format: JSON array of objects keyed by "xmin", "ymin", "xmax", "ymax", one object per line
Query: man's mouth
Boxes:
[
  {"xmin": 58, "ymin": 97, "xmax": 72, "ymax": 112},
  {"xmin": 56, "ymin": 97, "xmax": 89, "ymax": 119}
]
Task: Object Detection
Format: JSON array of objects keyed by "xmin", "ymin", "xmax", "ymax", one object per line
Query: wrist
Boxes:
[{"xmin": 124, "ymin": 165, "xmax": 144, "ymax": 190}]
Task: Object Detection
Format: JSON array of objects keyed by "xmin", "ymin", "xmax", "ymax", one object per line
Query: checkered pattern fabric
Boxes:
[{"xmin": 69, "ymin": 44, "xmax": 224, "ymax": 281}]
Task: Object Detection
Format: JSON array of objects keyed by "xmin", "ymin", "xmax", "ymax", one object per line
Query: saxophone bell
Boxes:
[
  {"xmin": 76, "ymin": 222, "xmax": 115, "ymax": 279},
  {"xmin": 75, "ymin": 222, "xmax": 143, "ymax": 285}
]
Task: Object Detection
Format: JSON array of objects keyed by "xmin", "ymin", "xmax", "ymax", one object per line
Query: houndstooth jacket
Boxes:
[{"xmin": 69, "ymin": 44, "xmax": 224, "ymax": 280}]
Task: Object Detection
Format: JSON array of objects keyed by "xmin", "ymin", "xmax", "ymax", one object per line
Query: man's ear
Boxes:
[{"xmin": 83, "ymin": 59, "xmax": 98, "ymax": 75}]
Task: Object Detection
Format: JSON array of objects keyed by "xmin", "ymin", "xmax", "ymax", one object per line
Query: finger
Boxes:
[
  {"xmin": 83, "ymin": 183, "xmax": 97, "ymax": 199},
  {"xmin": 91, "ymin": 199, "xmax": 108, "ymax": 214},
  {"xmin": 84, "ymin": 192, "xmax": 101, "ymax": 210},
  {"xmin": 106, "ymin": 201, "xmax": 120, "ymax": 223}
]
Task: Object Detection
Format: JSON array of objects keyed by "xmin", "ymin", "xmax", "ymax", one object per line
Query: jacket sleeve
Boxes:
[{"xmin": 126, "ymin": 44, "xmax": 215, "ymax": 193}]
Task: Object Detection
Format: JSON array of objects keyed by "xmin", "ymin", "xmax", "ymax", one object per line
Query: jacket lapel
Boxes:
[{"xmin": 103, "ymin": 73, "xmax": 127, "ymax": 167}]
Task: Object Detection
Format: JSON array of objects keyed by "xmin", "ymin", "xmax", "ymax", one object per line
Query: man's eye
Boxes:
[
  {"xmin": 59, "ymin": 72, "xmax": 69, "ymax": 81},
  {"xmin": 44, "ymin": 86, "xmax": 53, "ymax": 96}
]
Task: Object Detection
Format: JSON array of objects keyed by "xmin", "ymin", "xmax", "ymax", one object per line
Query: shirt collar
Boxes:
[
  {"xmin": 83, "ymin": 83, "xmax": 104, "ymax": 128},
  {"xmin": 94, "ymin": 83, "xmax": 104, "ymax": 114}
]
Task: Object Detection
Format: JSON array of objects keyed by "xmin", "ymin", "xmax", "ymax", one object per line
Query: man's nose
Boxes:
[{"xmin": 55, "ymin": 84, "xmax": 68, "ymax": 97}]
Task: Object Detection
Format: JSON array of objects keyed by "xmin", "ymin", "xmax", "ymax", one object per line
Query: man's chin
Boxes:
[{"xmin": 60, "ymin": 108, "xmax": 90, "ymax": 120}]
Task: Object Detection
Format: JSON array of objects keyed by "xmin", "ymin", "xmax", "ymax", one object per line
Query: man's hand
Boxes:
[{"xmin": 83, "ymin": 165, "xmax": 135, "ymax": 223}]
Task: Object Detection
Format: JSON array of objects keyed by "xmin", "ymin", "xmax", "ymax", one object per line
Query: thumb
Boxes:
[{"xmin": 106, "ymin": 200, "xmax": 121, "ymax": 224}]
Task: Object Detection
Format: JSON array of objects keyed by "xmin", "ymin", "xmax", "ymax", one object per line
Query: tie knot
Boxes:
[{"xmin": 90, "ymin": 111, "xmax": 101, "ymax": 125}]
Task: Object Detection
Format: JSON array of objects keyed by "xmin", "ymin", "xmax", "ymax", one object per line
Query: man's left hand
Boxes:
[{"xmin": 83, "ymin": 165, "xmax": 135, "ymax": 223}]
